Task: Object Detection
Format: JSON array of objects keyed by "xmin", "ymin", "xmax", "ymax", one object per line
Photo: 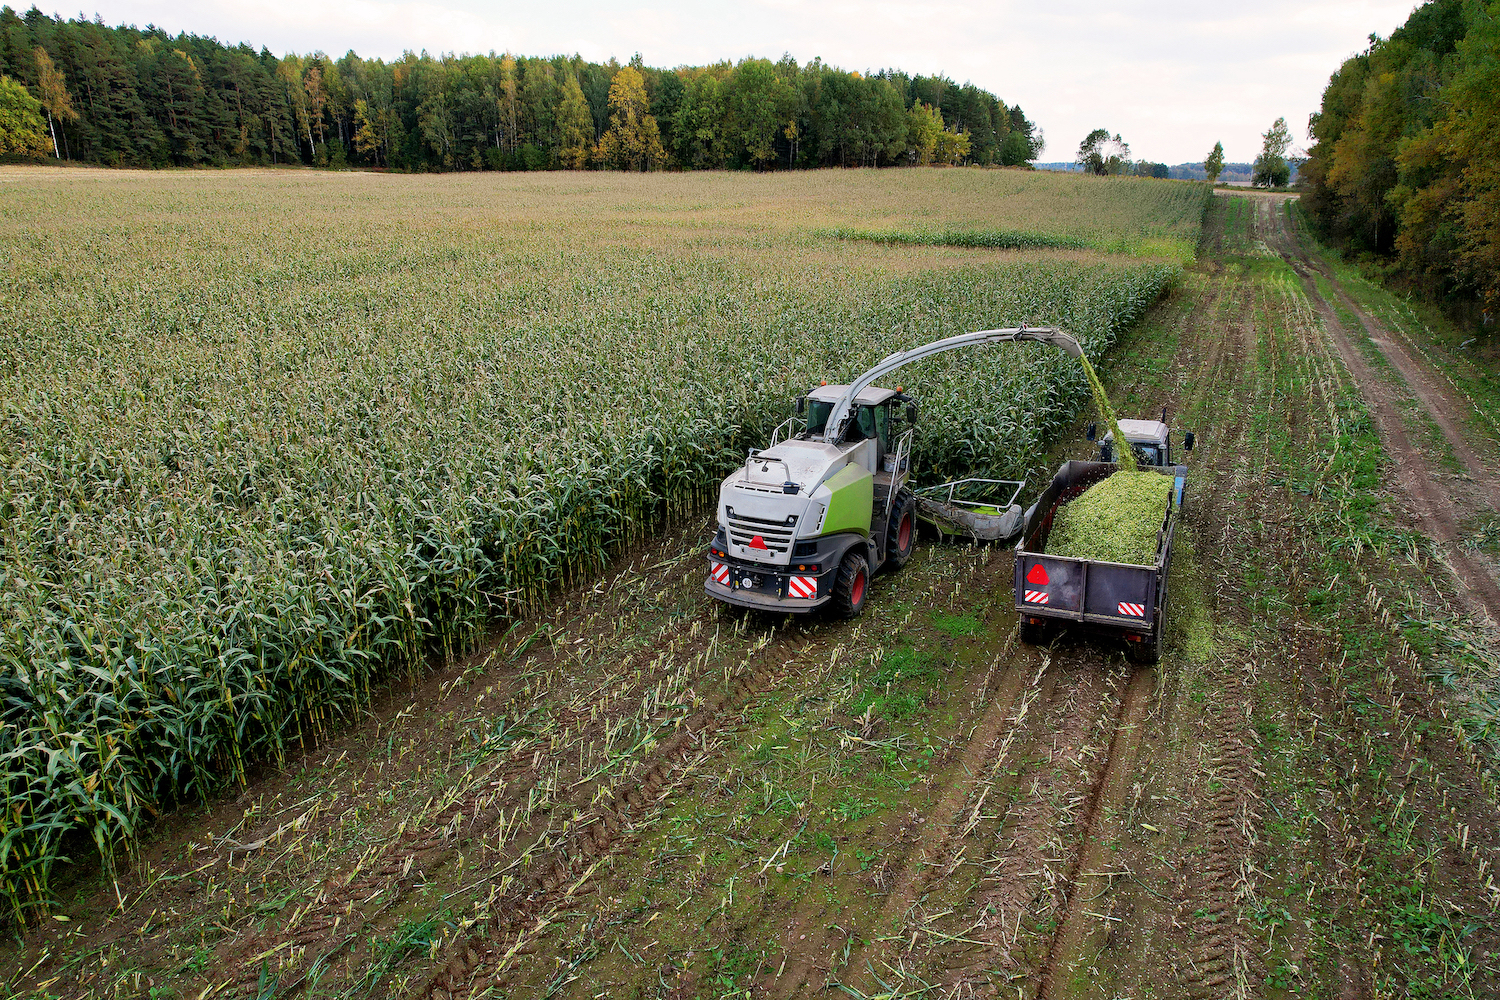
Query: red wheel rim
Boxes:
[
  {"xmin": 898, "ymin": 513, "xmax": 912, "ymax": 551},
  {"xmin": 851, "ymin": 569, "xmax": 866, "ymax": 605}
]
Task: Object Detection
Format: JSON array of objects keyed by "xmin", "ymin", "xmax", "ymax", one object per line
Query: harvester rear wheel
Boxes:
[
  {"xmin": 886, "ymin": 491, "xmax": 916, "ymax": 569},
  {"xmin": 831, "ymin": 551, "xmax": 869, "ymax": 618}
]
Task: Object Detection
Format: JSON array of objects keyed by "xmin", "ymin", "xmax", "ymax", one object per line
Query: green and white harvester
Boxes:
[{"xmin": 705, "ymin": 326, "xmax": 1084, "ymax": 617}]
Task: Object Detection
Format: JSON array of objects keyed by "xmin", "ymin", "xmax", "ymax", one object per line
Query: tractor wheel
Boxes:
[
  {"xmin": 886, "ymin": 491, "xmax": 916, "ymax": 569},
  {"xmin": 830, "ymin": 550, "xmax": 870, "ymax": 619}
]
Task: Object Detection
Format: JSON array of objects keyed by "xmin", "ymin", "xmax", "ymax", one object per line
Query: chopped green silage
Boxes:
[
  {"xmin": 1078, "ymin": 353, "xmax": 1137, "ymax": 473},
  {"xmin": 1047, "ymin": 471, "xmax": 1173, "ymax": 565}
]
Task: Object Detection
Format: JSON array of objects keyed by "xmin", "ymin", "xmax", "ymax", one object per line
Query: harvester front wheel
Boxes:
[
  {"xmin": 886, "ymin": 491, "xmax": 916, "ymax": 569},
  {"xmin": 831, "ymin": 551, "xmax": 869, "ymax": 618}
]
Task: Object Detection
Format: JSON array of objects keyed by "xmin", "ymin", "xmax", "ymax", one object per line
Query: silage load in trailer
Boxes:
[{"xmin": 1046, "ymin": 471, "xmax": 1173, "ymax": 566}]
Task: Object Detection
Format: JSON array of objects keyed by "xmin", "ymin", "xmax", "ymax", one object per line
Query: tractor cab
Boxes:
[{"xmin": 1086, "ymin": 412, "xmax": 1195, "ymax": 468}]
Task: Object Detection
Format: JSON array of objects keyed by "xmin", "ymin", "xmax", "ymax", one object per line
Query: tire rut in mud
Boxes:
[
  {"xmin": 953, "ymin": 657, "xmax": 1128, "ymax": 985},
  {"xmin": 1033, "ymin": 664, "xmax": 1155, "ymax": 998},
  {"xmin": 767, "ymin": 645, "xmax": 1039, "ymax": 997},
  {"xmin": 1255, "ymin": 197, "xmax": 1500, "ymax": 622}
]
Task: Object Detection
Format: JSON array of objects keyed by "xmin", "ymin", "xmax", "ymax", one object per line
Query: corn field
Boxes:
[{"xmin": 0, "ymin": 166, "xmax": 1209, "ymax": 919}]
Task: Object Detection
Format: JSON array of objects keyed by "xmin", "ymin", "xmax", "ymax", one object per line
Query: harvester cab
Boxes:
[{"xmin": 706, "ymin": 325, "xmax": 1084, "ymax": 618}]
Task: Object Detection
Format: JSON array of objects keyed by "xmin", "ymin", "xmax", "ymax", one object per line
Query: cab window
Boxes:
[
  {"xmin": 805, "ymin": 399, "xmax": 833, "ymax": 436},
  {"xmin": 850, "ymin": 405, "xmax": 878, "ymax": 442},
  {"xmin": 873, "ymin": 404, "xmax": 890, "ymax": 449}
]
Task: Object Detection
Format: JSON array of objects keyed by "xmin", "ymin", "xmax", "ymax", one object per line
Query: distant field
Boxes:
[{"xmin": 0, "ymin": 166, "xmax": 1207, "ymax": 915}]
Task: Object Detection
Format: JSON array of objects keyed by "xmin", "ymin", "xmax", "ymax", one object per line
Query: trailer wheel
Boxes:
[
  {"xmin": 1019, "ymin": 619, "xmax": 1052, "ymax": 646},
  {"xmin": 886, "ymin": 491, "xmax": 916, "ymax": 569},
  {"xmin": 830, "ymin": 550, "xmax": 869, "ymax": 618},
  {"xmin": 1126, "ymin": 636, "xmax": 1160, "ymax": 665}
]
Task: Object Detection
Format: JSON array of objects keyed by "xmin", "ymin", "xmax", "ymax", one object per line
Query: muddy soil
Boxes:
[{"xmin": 7, "ymin": 194, "xmax": 1500, "ymax": 1000}]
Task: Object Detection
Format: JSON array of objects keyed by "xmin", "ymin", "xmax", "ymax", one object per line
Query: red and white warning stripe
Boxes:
[
  {"xmin": 788, "ymin": 575, "xmax": 817, "ymax": 599},
  {"xmin": 710, "ymin": 561, "xmax": 730, "ymax": 586},
  {"xmin": 1023, "ymin": 590, "xmax": 1049, "ymax": 605},
  {"xmin": 1117, "ymin": 602, "xmax": 1145, "ymax": 617}
]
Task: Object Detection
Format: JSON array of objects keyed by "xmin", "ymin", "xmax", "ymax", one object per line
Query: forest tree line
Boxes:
[
  {"xmin": 1302, "ymin": 0, "xmax": 1499, "ymax": 309},
  {"xmin": 0, "ymin": 6, "xmax": 1043, "ymax": 172}
]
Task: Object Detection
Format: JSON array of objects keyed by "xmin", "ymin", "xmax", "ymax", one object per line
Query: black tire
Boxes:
[
  {"xmin": 1019, "ymin": 619, "xmax": 1050, "ymax": 646},
  {"xmin": 1127, "ymin": 606, "xmax": 1164, "ymax": 664},
  {"xmin": 886, "ymin": 491, "xmax": 916, "ymax": 569},
  {"xmin": 1126, "ymin": 636, "xmax": 1160, "ymax": 665},
  {"xmin": 830, "ymin": 550, "xmax": 870, "ymax": 619}
]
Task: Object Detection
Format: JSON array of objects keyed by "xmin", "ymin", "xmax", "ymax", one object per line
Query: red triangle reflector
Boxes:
[
  {"xmin": 1026, "ymin": 563, "xmax": 1050, "ymax": 585},
  {"xmin": 750, "ymin": 535, "xmax": 768, "ymax": 550}
]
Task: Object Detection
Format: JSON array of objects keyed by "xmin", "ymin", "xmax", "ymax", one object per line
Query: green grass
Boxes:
[
  {"xmin": 849, "ymin": 646, "xmax": 943, "ymax": 722},
  {"xmin": 928, "ymin": 612, "xmax": 982, "ymax": 637}
]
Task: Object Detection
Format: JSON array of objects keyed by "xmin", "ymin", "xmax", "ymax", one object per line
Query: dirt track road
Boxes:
[
  {"xmin": 8, "ymin": 195, "xmax": 1500, "ymax": 1000},
  {"xmin": 1249, "ymin": 192, "xmax": 1500, "ymax": 624}
]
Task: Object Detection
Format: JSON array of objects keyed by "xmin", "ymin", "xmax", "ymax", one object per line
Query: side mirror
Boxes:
[
  {"xmin": 1086, "ymin": 422, "xmax": 1097, "ymax": 442},
  {"xmin": 795, "ymin": 396, "xmax": 806, "ymax": 416},
  {"xmin": 1161, "ymin": 406, "xmax": 1167, "ymax": 423},
  {"xmin": 906, "ymin": 403, "xmax": 918, "ymax": 424},
  {"xmin": 1184, "ymin": 431, "xmax": 1195, "ymax": 452}
]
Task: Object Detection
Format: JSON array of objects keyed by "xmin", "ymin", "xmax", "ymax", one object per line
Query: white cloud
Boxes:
[{"xmin": 83, "ymin": 0, "xmax": 1418, "ymax": 163}]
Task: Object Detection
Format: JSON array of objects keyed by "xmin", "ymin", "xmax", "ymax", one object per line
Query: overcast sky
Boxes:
[{"xmin": 81, "ymin": 0, "xmax": 1419, "ymax": 165}]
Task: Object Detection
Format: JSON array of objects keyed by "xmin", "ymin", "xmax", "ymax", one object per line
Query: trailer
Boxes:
[{"xmin": 1013, "ymin": 460, "xmax": 1187, "ymax": 664}]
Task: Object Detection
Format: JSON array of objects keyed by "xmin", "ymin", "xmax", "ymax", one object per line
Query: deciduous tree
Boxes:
[
  {"xmin": 1253, "ymin": 117, "xmax": 1292, "ymax": 188},
  {"xmin": 0, "ymin": 74, "xmax": 51, "ymax": 156},
  {"xmin": 556, "ymin": 73, "xmax": 593, "ymax": 169},
  {"xmin": 594, "ymin": 66, "xmax": 665, "ymax": 171},
  {"xmin": 1205, "ymin": 141, "xmax": 1224, "ymax": 183},
  {"xmin": 934, "ymin": 124, "xmax": 969, "ymax": 165},
  {"xmin": 1077, "ymin": 128, "xmax": 1128, "ymax": 175},
  {"xmin": 33, "ymin": 46, "xmax": 75, "ymax": 157},
  {"xmin": 352, "ymin": 97, "xmax": 386, "ymax": 165},
  {"xmin": 906, "ymin": 101, "xmax": 942, "ymax": 164}
]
